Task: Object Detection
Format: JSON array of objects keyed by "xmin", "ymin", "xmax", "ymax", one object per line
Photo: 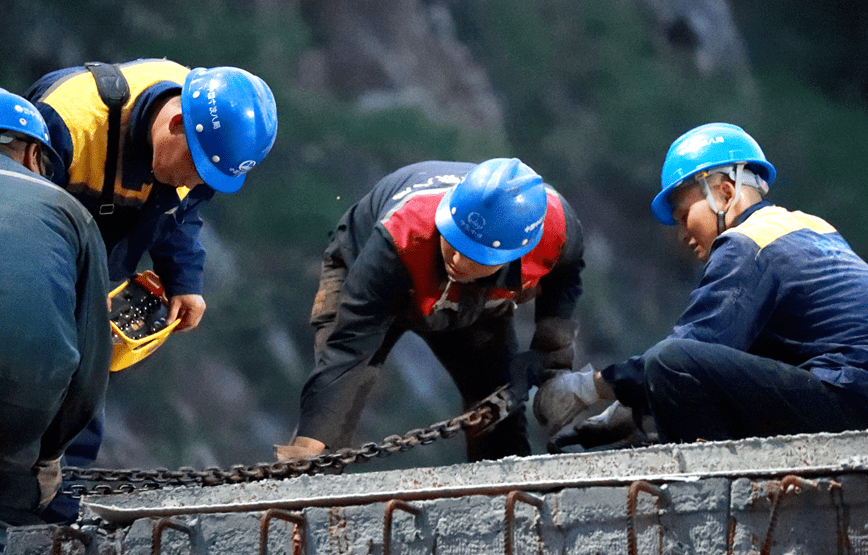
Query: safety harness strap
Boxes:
[{"xmin": 84, "ymin": 62, "xmax": 130, "ymax": 216}]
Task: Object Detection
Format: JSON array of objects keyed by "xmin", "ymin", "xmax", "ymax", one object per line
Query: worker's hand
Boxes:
[
  {"xmin": 547, "ymin": 401, "xmax": 641, "ymax": 454},
  {"xmin": 167, "ymin": 294, "xmax": 206, "ymax": 332},
  {"xmin": 33, "ymin": 456, "xmax": 62, "ymax": 509},
  {"xmin": 532, "ymin": 364, "xmax": 607, "ymax": 435},
  {"xmin": 274, "ymin": 436, "xmax": 327, "ymax": 461}
]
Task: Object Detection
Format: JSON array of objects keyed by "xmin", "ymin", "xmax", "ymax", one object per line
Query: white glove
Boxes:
[
  {"xmin": 533, "ymin": 364, "xmax": 607, "ymax": 436},
  {"xmin": 558, "ymin": 363, "xmax": 600, "ymax": 405}
]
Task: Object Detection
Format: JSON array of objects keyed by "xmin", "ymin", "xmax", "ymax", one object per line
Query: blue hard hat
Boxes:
[
  {"xmin": 0, "ymin": 87, "xmax": 64, "ymax": 178},
  {"xmin": 652, "ymin": 123, "xmax": 777, "ymax": 225},
  {"xmin": 181, "ymin": 66, "xmax": 278, "ymax": 193},
  {"xmin": 435, "ymin": 158, "xmax": 547, "ymax": 266}
]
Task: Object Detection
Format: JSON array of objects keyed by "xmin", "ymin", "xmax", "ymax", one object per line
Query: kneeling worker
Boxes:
[{"xmin": 538, "ymin": 123, "xmax": 868, "ymax": 450}]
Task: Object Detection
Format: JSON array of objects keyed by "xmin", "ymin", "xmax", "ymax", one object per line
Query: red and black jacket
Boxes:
[{"xmin": 299, "ymin": 161, "xmax": 584, "ymax": 444}]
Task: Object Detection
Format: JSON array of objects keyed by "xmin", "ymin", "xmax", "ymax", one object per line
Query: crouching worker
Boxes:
[
  {"xmin": 537, "ymin": 123, "xmax": 868, "ymax": 452},
  {"xmin": 277, "ymin": 158, "xmax": 585, "ymax": 462},
  {"xmin": 0, "ymin": 89, "xmax": 111, "ymax": 534}
]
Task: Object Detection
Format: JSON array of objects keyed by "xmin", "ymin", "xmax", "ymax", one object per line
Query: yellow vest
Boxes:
[{"xmin": 39, "ymin": 59, "xmax": 191, "ymax": 205}]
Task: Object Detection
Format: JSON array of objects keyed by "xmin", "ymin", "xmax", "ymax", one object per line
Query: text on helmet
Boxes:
[
  {"xmin": 524, "ymin": 214, "xmax": 545, "ymax": 234},
  {"xmin": 676, "ymin": 135, "xmax": 724, "ymax": 156}
]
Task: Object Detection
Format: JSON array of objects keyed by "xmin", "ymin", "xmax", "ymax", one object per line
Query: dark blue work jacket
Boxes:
[{"xmin": 639, "ymin": 200, "xmax": 868, "ymax": 397}]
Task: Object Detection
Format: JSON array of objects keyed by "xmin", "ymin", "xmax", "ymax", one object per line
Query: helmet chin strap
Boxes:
[{"xmin": 700, "ymin": 163, "xmax": 745, "ymax": 235}]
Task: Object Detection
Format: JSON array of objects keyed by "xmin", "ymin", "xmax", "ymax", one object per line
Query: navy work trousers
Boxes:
[{"xmin": 603, "ymin": 338, "xmax": 868, "ymax": 444}]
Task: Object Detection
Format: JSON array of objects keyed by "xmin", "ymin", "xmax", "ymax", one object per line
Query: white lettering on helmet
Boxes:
[
  {"xmin": 524, "ymin": 214, "xmax": 544, "ymax": 234},
  {"xmin": 676, "ymin": 135, "xmax": 724, "ymax": 156},
  {"xmin": 459, "ymin": 220, "xmax": 483, "ymax": 239},
  {"xmin": 229, "ymin": 161, "xmax": 257, "ymax": 176},
  {"xmin": 206, "ymin": 86, "xmax": 220, "ymax": 129},
  {"xmin": 467, "ymin": 212, "xmax": 485, "ymax": 230},
  {"xmin": 14, "ymin": 103, "xmax": 40, "ymax": 120}
]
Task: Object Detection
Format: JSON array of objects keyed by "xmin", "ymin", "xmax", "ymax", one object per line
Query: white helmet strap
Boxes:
[{"xmin": 700, "ymin": 163, "xmax": 747, "ymax": 235}]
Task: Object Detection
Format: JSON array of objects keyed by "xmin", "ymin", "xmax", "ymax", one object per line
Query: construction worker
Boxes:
[
  {"xmin": 276, "ymin": 158, "xmax": 585, "ymax": 462},
  {"xmin": 25, "ymin": 58, "xmax": 277, "ymax": 522},
  {"xmin": 0, "ymin": 89, "xmax": 111, "ymax": 533},
  {"xmin": 26, "ymin": 58, "xmax": 278, "ymax": 333},
  {"xmin": 537, "ymin": 123, "xmax": 868, "ymax": 451}
]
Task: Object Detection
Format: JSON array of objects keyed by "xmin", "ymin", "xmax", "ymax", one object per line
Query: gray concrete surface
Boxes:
[{"xmin": 5, "ymin": 430, "xmax": 868, "ymax": 554}]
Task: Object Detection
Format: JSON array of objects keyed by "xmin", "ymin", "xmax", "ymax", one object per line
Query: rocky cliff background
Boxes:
[{"xmin": 3, "ymin": 0, "xmax": 867, "ymax": 471}]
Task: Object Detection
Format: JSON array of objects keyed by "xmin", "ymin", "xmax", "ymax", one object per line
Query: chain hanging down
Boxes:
[{"xmin": 62, "ymin": 385, "xmax": 519, "ymax": 497}]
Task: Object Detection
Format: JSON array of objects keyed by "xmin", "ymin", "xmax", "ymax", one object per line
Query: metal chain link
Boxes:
[{"xmin": 62, "ymin": 385, "xmax": 518, "ymax": 496}]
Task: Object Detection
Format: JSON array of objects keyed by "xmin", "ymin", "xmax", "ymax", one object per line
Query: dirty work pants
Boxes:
[
  {"xmin": 602, "ymin": 337, "xmax": 868, "ymax": 444},
  {"xmin": 308, "ymin": 258, "xmax": 530, "ymax": 462}
]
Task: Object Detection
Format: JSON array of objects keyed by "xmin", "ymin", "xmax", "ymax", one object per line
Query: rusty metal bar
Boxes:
[
  {"xmin": 626, "ymin": 480, "xmax": 667, "ymax": 555},
  {"xmin": 51, "ymin": 525, "xmax": 91, "ymax": 555},
  {"xmin": 829, "ymin": 480, "xmax": 852, "ymax": 555},
  {"xmin": 760, "ymin": 475, "xmax": 819, "ymax": 555},
  {"xmin": 725, "ymin": 516, "xmax": 737, "ymax": 555},
  {"xmin": 152, "ymin": 517, "xmax": 195, "ymax": 554},
  {"xmin": 383, "ymin": 500, "xmax": 422, "ymax": 555},
  {"xmin": 88, "ymin": 462, "xmax": 860, "ymax": 525},
  {"xmin": 504, "ymin": 490, "xmax": 544, "ymax": 555},
  {"xmin": 259, "ymin": 508, "xmax": 305, "ymax": 555}
]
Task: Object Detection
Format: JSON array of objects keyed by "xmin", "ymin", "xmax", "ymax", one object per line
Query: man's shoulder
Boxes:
[
  {"xmin": 371, "ymin": 161, "xmax": 471, "ymax": 215},
  {"xmin": 376, "ymin": 161, "xmax": 473, "ymax": 191},
  {"xmin": 724, "ymin": 205, "xmax": 836, "ymax": 250},
  {"xmin": 0, "ymin": 161, "xmax": 94, "ymax": 223}
]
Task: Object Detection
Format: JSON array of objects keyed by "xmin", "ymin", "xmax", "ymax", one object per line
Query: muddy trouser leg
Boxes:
[
  {"xmin": 419, "ymin": 315, "xmax": 531, "ymax": 462},
  {"xmin": 39, "ymin": 412, "xmax": 103, "ymax": 524},
  {"xmin": 633, "ymin": 337, "xmax": 868, "ymax": 443},
  {"xmin": 306, "ymin": 257, "xmax": 404, "ymax": 450}
]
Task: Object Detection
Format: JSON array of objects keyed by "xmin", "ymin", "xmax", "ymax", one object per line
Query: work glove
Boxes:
[
  {"xmin": 532, "ymin": 364, "xmax": 608, "ymax": 436},
  {"xmin": 274, "ymin": 436, "xmax": 327, "ymax": 462},
  {"xmin": 34, "ymin": 456, "xmax": 62, "ymax": 509},
  {"xmin": 547, "ymin": 401, "xmax": 654, "ymax": 454}
]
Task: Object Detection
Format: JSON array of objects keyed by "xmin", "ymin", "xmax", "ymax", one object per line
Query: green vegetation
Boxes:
[{"xmin": 5, "ymin": 0, "xmax": 867, "ymax": 468}]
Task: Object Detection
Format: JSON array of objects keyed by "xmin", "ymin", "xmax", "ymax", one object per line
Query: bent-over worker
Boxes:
[
  {"xmin": 278, "ymin": 158, "xmax": 585, "ymax": 462},
  {"xmin": 0, "ymin": 89, "xmax": 111, "ymax": 532}
]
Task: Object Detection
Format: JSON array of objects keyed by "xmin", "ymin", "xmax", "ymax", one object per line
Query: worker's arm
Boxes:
[
  {"xmin": 148, "ymin": 191, "xmax": 211, "ymax": 331},
  {"xmin": 39, "ymin": 202, "xmax": 112, "ymax": 462},
  {"xmin": 670, "ymin": 233, "xmax": 770, "ymax": 349},
  {"xmin": 526, "ymin": 195, "xmax": 585, "ymax": 380},
  {"xmin": 289, "ymin": 228, "xmax": 409, "ymax": 455}
]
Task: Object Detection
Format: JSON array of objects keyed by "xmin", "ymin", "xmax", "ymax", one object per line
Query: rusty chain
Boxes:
[{"xmin": 62, "ymin": 385, "xmax": 519, "ymax": 497}]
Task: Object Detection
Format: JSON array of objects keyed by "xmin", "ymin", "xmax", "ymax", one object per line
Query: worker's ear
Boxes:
[
  {"xmin": 714, "ymin": 178, "xmax": 736, "ymax": 209},
  {"xmin": 21, "ymin": 142, "xmax": 43, "ymax": 175},
  {"xmin": 167, "ymin": 113, "xmax": 186, "ymax": 135}
]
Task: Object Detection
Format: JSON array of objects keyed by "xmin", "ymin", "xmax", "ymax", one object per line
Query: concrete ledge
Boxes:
[
  {"xmin": 84, "ymin": 429, "xmax": 868, "ymax": 524},
  {"xmin": 6, "ymin": 430, "xmax": 868, "ymax": 554}
]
